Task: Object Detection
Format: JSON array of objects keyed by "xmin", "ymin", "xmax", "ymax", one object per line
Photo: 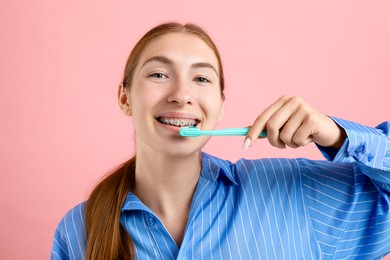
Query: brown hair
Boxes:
[{"xmin": 85, "ymin": 22, "xmax": 225, "ymax": 260}]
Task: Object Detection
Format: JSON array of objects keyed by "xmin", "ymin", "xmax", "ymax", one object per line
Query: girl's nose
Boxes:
[{"xmin": 166, "ymin": 79, "xmax": 193, "ymax": 105}]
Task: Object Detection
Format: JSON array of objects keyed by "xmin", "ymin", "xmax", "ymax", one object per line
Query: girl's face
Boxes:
[{"xmin": 120, "ymin": 32, "xmax": 224, "ymax": 157}]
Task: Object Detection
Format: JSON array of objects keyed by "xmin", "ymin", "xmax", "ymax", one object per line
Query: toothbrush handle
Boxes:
[{"xmin": 202, "ymin": 128, "xmax": 267, "ymax": 137}]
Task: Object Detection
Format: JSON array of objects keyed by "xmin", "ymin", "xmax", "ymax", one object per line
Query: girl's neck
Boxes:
[{"xmin": 133, "ymin": 148, "xmax": 201, "ymax": 218}]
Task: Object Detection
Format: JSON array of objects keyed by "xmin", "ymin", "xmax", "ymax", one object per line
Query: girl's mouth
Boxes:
[{"xmin": 155, "ymin": 117, "xmax": 199, "ymax": 128}]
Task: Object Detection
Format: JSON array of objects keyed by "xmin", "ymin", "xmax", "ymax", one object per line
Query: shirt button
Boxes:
[
  {"xmin": 149, "ymin": 217, "xmax": 156, "ymax": 226},
  {"xmin": 355, "ymin": 144, "xmax": 365, "ymax": 154},
  {"xmin": 367, "ymin": 153, "xmax": 374, "ymax": 162}
]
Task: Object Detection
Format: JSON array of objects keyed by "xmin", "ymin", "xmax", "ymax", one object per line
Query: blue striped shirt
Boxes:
[{"xmin": 51, "ymin": 118, "xmax": 390, "ymax": 259}]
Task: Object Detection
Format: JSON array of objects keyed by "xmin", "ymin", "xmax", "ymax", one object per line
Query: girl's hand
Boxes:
[{"xmin": 243, "ymin": 96, "xmax": 346, "ymax": 150}]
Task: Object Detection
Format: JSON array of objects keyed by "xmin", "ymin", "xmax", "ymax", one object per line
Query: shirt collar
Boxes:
[
  {"xmin": 200, "ymin": 152, "xmax": 238, "ymax": 185},
  {"xmin": 121, "ymin": 193, "xmax": 154, "ymax": 213}
]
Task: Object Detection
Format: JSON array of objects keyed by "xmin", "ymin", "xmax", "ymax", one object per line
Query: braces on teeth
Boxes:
[{"xmin": 159, "ymin": 118, "xmax": 197, "ymax": 127}]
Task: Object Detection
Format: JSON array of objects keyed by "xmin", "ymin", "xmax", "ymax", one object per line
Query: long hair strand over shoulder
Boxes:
[{"xmin": 85, "ymin": 157, "xmax": 136, "ymax": 260}]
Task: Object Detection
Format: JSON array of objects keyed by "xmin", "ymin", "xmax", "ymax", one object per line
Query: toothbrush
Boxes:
[{"xmin": 179, "ymin": 127, "xmax": 267, "ymax": 137}]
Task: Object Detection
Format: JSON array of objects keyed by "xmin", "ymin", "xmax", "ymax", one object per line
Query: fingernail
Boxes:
[{"xmin": 242, "ymin": 138, "xmax": 251, "ymax": 150}]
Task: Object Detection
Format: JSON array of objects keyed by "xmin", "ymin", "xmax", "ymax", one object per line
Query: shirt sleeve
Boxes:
[
  {"xmin": 303, "ymin": 118, "xmax": 390, "ymax": 258},
  {"xmin": 50, "ymin": 203, "xmax": 87, "ymax": 260},
  {"xmin": 318, "ymin": 117, "xmax": 390, "ymax": 190},
  {"xmin": 50, "ymin": 225, "xmax": 70, "ymax": 260}
]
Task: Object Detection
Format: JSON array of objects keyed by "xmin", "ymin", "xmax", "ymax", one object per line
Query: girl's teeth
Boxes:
[{"xmin": 159, "ymin": 117, "xmax": 196, "ymax": 127}]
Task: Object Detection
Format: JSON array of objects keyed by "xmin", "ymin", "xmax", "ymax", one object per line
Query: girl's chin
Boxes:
[{"xmin": 155, "ymin": 137, "xmax": 209, "ymax": 156}]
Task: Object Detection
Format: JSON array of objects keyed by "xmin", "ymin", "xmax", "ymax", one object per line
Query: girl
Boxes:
[{"xmin": 51, "ymin": 22, "xmax": 390, "ymax": 259}]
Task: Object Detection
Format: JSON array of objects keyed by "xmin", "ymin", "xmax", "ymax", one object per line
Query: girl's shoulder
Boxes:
[{"xmin": 56, "ymin": 201, "xmax": 87, "ymax": 238}]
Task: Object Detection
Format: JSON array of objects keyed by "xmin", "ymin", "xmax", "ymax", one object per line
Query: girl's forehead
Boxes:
[{"xmin": 139, "ymin": 33, "xmax": 219, "ymax": 65}]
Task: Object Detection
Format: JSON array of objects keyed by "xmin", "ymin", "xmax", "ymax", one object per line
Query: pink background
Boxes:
[{"xmin": 1, "ymin": 0, "xmax": 389, "ymax": 259}]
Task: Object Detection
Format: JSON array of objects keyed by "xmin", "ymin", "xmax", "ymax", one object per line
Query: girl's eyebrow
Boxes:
[
  {"xmin": 191, "ymin": 62, "xmax": 219, "ymax": 77},
  {"xmin": 141, "ymin": 55, "xmax": 219, "ymax": 77},
  {"xmin": 141, "ymin": 55, "xmax": 173, "ymax": 68}
]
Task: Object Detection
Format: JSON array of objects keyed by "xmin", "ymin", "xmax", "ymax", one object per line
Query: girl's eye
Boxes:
[
  {"xmin": 195, "ymin": 77, "xmax": 211, "ymax": 83},
  {"xmin": 149, "ymin": 73, "xmax": 168, "ymax": 79}
]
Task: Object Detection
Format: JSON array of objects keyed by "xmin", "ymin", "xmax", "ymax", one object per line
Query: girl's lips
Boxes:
[{"xmin": 154, "ymin": 112, "xmax": 201, "ymax": 134}]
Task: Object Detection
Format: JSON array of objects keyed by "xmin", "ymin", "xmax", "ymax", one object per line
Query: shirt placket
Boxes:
[{"xmin": 143, "ymin": 211, "xmax": 179, "ymax": 260}]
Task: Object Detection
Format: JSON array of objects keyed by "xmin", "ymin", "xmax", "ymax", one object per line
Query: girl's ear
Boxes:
[{"xmin": 118, "ymin": 83, "xmax": 132, "ymax": 116}]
